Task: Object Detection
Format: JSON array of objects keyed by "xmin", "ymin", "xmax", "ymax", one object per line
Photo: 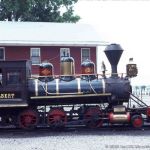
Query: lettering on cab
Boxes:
[{"xmin": 0, "ymin": 93, "xmax": 15, "ymax": 99}]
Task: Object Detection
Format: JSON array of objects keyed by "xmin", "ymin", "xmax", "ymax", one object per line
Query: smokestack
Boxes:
[{"xmin": 104, "ymin": 43, "xmax": 123, "ymax": 77}]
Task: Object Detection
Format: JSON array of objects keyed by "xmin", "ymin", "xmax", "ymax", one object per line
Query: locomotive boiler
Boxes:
[
  {"xmin": 0, "ymin": 43, "xmax": 149, "ymax": 130},
  {"xmin": 28, "ymin": 44, "xmax": 130, "ymax": 106}
]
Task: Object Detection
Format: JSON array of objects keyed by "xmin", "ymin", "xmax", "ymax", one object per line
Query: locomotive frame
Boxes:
[{"xmin": 0, "ymin": 43, "xmax": 150, "ymax": 130}]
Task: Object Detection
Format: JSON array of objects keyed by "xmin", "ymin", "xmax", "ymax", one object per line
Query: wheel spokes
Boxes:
[
  {"xmin": 47, "ymin": 108, "xmax": 67, "ymax": 128},
  {"xmin": 84, "ymin": 106, "xmax": 102, "ymax": 128},
  {"xmin": 18, "ymin": 109, "xmax": 39, "ymax": 130}
]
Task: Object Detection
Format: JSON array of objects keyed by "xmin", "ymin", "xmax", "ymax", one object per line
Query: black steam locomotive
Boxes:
[{"xmin": 0, "ymin": 43, "xmax": 150, "ymax": 130}]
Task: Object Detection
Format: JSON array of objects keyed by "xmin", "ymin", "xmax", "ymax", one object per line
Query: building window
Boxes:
[
  {"xmin": 81, "ymin": 48, "xmax": 90, "ymax": 62},
  {"xmin": 0, "ymin": 47, "xmax": 5, "ymax": 60},
  {"xmin": 60, "ymin": 48, "xmax": 70, "ymax": 58},
  {"xmin": 30, "ymin": 48, "xmax": 41, "ymax": 65}
]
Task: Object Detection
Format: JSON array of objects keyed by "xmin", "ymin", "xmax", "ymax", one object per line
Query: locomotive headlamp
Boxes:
[{"xmin": 126, "ymin": 58, "xmax": 138, "ymax": 78}]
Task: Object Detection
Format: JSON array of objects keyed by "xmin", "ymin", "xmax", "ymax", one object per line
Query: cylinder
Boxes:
[
  {"xmin": 39, "ymin": 62, "xmax": 54, "ymax": 76},
  {"xmin": 109, "ymin": 112, "xmax": 130, "ymax": 123}
]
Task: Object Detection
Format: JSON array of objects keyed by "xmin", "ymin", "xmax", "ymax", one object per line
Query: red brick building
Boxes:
[{"xmin": 0, "ymin": 22, "xmax": 107, "ymax": 75}]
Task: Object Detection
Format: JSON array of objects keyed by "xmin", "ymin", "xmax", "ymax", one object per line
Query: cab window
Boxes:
[{"xmin": 7, "ymin": 71, "xmax": 21, "ymax": 85}]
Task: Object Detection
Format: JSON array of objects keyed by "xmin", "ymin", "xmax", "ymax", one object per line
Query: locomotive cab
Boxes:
[{"xmin": 0, "ymin": 60, "xmax": 31, "ymax": 108}]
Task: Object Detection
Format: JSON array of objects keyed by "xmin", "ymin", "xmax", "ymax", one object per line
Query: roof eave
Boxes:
[{"xmin": 0, "ymin": 41, "xmax": 109, "ymax": 47}]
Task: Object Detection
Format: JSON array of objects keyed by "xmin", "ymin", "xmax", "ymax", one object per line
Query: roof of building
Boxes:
[{"xmin": 0, "ymin": 21, "xmax": 108, "ymax": 46}]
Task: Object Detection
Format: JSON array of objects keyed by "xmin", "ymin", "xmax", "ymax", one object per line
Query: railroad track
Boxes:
[{"xmin": 0, "ymin": 124, "xmax": 150, "ymax": 135}]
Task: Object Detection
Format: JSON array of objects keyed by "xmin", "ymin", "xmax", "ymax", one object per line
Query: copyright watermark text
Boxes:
[{"xmin": 105, "ymin": 144, "xmax": 150, "ymax": 149}]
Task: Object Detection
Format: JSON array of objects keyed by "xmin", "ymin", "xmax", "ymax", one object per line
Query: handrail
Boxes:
[
  {"xmin": 31, "ymin": 72, "xmax": 127, "ymax": 79},
  {"xmin": 129, "ymin": 92, "xmax": 148, "ymax": 107}
]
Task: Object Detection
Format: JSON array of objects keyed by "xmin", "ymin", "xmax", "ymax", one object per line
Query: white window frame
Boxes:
[
  {"xmin": 0, "ymin": 47, "xmax": 5, "ymax": 61},
  {"xmin": 30, "ymin": 48, "xmax": 41, "ymax": 65},
  {"xmin": 81, "ymin": 48, "xmax": 90, "ymax": 62},
  {"xmin": 60, "ymin": 48, "xmax": 70, "ymax": 59}
]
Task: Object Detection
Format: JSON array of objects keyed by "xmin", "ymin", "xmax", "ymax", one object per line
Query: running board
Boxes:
[{"xmin": 30, "ymin": 93, "xmax": 112, "ymax": 99}]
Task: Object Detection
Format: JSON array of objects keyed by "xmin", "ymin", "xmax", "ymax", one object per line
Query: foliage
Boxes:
[{"xmin": 0, "ymin": 0, "xmax": 80, "ymax": 23}]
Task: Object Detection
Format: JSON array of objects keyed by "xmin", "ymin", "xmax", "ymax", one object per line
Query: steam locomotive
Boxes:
[{"xmin": 0, "ymin": 43, "xmax": 150, "ymax": 130}]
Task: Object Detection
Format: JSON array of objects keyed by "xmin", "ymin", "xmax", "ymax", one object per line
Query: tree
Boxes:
[{"xmin": 0, "ymin": 0, "xmax": 80, "ymax": 23}]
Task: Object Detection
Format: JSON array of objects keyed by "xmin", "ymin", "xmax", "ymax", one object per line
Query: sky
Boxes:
[{"xmin": 74, "ymin": 0, "xmax": 150, "ymax": 86}]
